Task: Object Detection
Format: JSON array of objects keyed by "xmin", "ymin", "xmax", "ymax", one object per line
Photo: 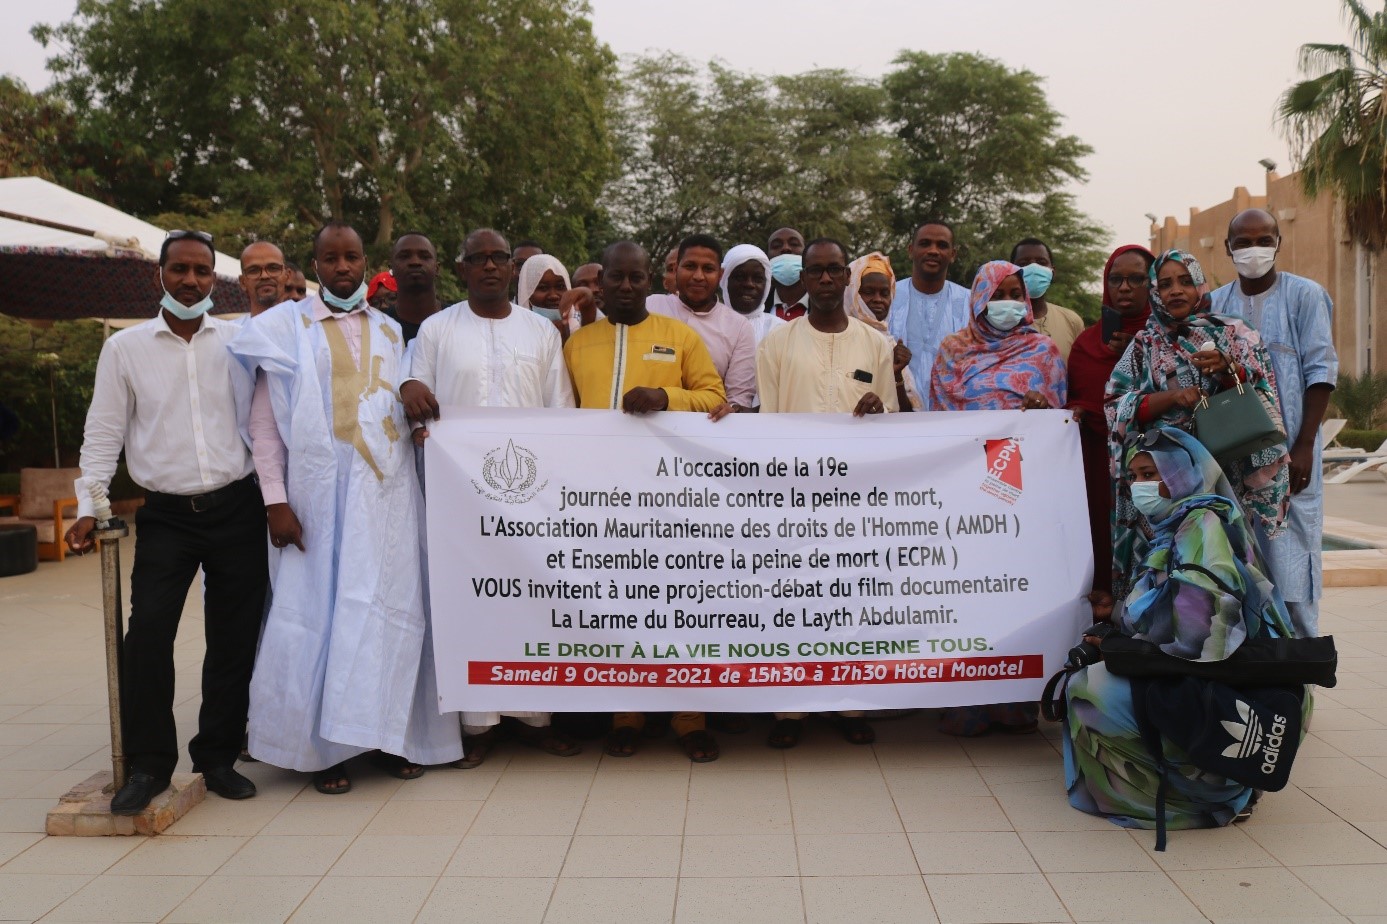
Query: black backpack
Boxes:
[
  {"xmin": 1042, "ymin": 629, "xmax": 1336, "ymax": 851},
  {"xmin": 1131, "ymin": 676, "xmax": 1305, "ymax": 850}
]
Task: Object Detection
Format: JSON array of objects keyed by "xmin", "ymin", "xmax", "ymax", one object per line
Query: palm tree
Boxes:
[{"xmin": 1279, "ymin": 0, "xmax": 1387, "ymax": 248}]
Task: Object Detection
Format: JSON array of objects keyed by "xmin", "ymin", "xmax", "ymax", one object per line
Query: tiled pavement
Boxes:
[{"xmin": 1, "ymin": 546, "xmax": 1386, "ymax": 922}]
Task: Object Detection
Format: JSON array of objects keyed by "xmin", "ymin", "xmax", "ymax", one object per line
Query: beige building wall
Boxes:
[{"xmin": 1149, "ymin": 170, "xmax": 1383, "ymax": 375}]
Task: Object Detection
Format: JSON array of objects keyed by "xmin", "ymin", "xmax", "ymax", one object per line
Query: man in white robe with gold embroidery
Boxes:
[
  {"xmin": 231, "ymin": 223, "xmax": 461, "ymax": 795},
  {"xmin": 402, "ymin": 227, "xmax": 580, "ymax": 767}
]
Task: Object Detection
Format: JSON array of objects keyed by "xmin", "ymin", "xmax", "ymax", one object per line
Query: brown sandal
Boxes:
[
  {"xmin": 452, "ymin": 728, "xmax": 498, "ymax": 769},
  {"xmin": 514, "ymin": 724, "xmax": 583, "ymax": 757},
  {"xmin": 678, "ymin": 730, "xmax": 720, "ymax": 763}
]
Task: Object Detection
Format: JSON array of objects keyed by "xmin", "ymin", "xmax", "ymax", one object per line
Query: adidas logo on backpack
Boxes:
[{"xmin": 1220, "ymin": 699, "xmax": 1287, "ymax": 776}]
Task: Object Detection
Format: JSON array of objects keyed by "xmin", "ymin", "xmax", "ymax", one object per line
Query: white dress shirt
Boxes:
[
  {"xmin": 406, "ymin": 300, "xmax": 574, "ymax": 409},
  {"xmin": 75, "ymin": 311, "xmax": 254, "ymax": 518}
]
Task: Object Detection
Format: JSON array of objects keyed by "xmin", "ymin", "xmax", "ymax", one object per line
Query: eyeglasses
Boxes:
[
  {"xmin": 804, "ymin": 264, "xmax": 849, "ymax": 279},
  {"xmin": 242, "ymin": 263, "xmax": 285, "ymax": 278},
  {"xmin": 460, "ymin": 251, "xmax": 512, "ymax": 268},
  {"xmin": 1106, "ymin": 274, "xmax": 1148, "ymax": 290},
  {"xmin": 166, "ymin": 229, "xmax": 213, "ymax": 244}
]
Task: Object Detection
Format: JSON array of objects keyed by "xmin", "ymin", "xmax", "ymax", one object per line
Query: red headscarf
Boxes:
[{"xmin": 1065, "ymin": 244, "xmax": 1154, "ymax": 432}]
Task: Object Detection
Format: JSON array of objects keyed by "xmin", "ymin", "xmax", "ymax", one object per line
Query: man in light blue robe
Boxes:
[
  {"xmin": 887, "ymin": 220, "xmax": 971, "ymax": 409},
  {"xmin": 231, "ymin": 222, "xmax": 461, "ymax": 793},
  {"xmin": 1211, "ymin": 208, "xmax": 1338, "ymax": 637}
]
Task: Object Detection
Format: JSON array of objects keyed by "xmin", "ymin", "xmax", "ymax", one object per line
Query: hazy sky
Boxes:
[{"xmin": 3, "ymin": 0, "xmax": 1353, "ymax": 251}]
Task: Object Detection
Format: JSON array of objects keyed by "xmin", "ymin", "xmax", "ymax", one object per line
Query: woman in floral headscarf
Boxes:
[
  {"xmin": 930, "ymin": 259, "xmax": 1066, "ymax": 413},
  {"xmin": 1063, "ymin": 427, "xmax": 1294, "ymax": 832},
  {"xmin": 930, "ymin": 260, "xmax": 1066, "ymax": 736},
  {"xmin": 844, "ymin": 252, "xmax": 920, "ymax": 411},
  {"xmin": 1104, "ymin": 250, "xmax": 1289, "ymax": 600}
]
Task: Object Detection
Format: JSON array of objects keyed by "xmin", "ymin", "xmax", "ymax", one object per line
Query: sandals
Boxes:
[
  {"xmin": 678, "ymin": 729, "xmax": 720, "ymax": 763},
  {"xmin": 452, "ymin": 728, "xmax": 498, "ymax": 770},
  {"xmin": 371, "ymin": 751, "xmax": 426, "ymax": 780},
  {"xmin": 513, "ymin": 724, "xmax": 583, "ymax": 758},
  {"xmin": 767, "ymin": 718, "xmax": 804, "ymax": 749},
  {"xmin": 834, "ymin": 715, "xmax": 876, "ymax": 745},
  {"xmin": 604, "ymin": 726, "xmax": 641, "ymax": 758},
  {"xmin": 313, "ymin": 762, "xmax": 352, "ymax": 795}
]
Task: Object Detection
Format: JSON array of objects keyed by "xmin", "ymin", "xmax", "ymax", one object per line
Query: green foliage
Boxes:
[
  {"xmin": 0, "ymin": 76, "xmax": 110, "ymax": 196},
  {"xmin": 882, "ymin": 52, "xmax": 1107, "ymax": 315},
  {"xmin": 1336, "ymin": 428, "xmax": 1387, "ymax": 451},
  {"xmin": 1332, "ymin": 369, "xmax": 1387, "ymax": 429},
  {"xmin": 0, "ymin": 316, "xmax": 105, "ymax": 469},
  {"xmin": 606, "ymin": 54, "xmax": 896, "ymax": 265},
  {"xmin": 35, "ymin": 0, "xmax": 619, "ymax": 265},
  {"xmin": 1279, "ymin": 0, "xmax": 1387, "ymax": 248}
]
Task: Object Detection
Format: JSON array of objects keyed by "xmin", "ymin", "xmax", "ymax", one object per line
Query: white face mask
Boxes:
[
  {"xmin": 985, "ymin": 300, "xmax": 1027, "ymax": 331},
  {"xmin": 1230, "ymin": 245, "xmax": 1277, "ymax": 280},
  {"xmin": 1130, "ymin": 480, "xmax": 1175, "ymax": 520}
]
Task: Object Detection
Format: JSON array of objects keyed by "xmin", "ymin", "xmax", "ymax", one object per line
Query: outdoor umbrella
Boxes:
[{"xmin": 0, "ymin": 176, "xmax": 249, "ymax": 321}]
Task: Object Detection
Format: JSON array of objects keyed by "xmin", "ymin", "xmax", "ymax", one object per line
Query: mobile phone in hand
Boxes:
[{"xmin": 1101, "ymin": 307, "xmax": 1122, "ymax": 344}]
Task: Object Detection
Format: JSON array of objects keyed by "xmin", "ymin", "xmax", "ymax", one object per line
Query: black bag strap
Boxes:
[
  {"xmin": 1130, "ymin": 677, "xmax": 1169, "ymax": 852},
  {"xmin": 1041, "ymin": 666, "xmax": 1077, "ymax": 723}
]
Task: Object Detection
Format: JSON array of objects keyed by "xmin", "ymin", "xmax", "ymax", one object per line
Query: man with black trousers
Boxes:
[{"xmin": 66, "ymin": 230, "xmax": 269, "ymax": 815}]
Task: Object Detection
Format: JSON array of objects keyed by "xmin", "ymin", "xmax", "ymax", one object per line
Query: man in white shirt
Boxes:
[
  {"xmin": 66, "ymin": 230, "xmax": 267, "ymax": 814},
  {"xmin": 401, "ymin": 227, "xmax": 578, "ymax": 767},
  {"xmin": 887, "ymin": 220, "xmax": 971, "ymax": 408}
]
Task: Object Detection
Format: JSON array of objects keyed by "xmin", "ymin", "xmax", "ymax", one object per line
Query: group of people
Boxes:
[{"xmin": 64, "ymin": 209, "xmax": 1336, "ymax": 839}]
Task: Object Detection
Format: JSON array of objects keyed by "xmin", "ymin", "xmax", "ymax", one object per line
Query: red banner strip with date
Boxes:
[{"xmin": 469, "ymin": 655, "xmax": 1044, "ymax": 687}]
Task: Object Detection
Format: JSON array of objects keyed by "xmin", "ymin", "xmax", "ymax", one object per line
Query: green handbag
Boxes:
[{"xmin": 1192, "ymin": 371, "xmax": 1285, "ymax": 461}]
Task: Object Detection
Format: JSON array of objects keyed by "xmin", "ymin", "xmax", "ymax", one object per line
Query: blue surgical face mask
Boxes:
[
  {"xmin": 1130, "ymin": 480, "xmax": 1175, "ymax": 520},
  {"xmin": 770, "ymin": 253, "xmax": 803, "ymax": 287},
  {"xmin": 1021, "ymin": 263, "xmax": 1054, "ymax": 298},
  {"xmin": 985, "ymin": 299, "xmax": 1027, "ymax": 331},
  {"xmin": 159, "ymin": 271, "xmax": 213, "ymax": 321},
  {"xmin": 318, "ymin": 277, "xmax": 367, "ymax": 312}
]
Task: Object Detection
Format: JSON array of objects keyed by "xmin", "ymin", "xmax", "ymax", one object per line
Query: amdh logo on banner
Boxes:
[
  {"xmin": 473, "ymin": 439, "xmax": 547, "ymax": 504},
  {"xmin": 980, "ymin": 438, "xmax": 1023, "ymax": 505}
]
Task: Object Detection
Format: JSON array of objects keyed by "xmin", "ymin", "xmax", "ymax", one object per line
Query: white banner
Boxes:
[{"xmin": 425, "ymin": 408, "xmax": 1091, "ymax": 712}]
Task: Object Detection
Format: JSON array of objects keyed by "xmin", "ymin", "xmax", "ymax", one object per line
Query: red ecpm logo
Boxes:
[{"xmin": 980, "ymin": 438, "xmax": 1023, "ymax": 504}]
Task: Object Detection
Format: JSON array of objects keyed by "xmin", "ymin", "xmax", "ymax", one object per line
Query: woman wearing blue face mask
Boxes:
[
  {"xmin": 930, "ymin": 260, "xmax": 1067, "ymax": 415},
  {"xmin": 930, "ymin": 260, "xmax": 1067, "ymax": 735},
  {"xmin": 1063, "ymin": 427, "xmax": 1293, "ymax": 831}
]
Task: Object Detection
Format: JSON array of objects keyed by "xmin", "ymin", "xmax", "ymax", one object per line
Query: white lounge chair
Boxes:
[
  {"xmin": 1325, "ymin": 439, "xmax": 1387, "ymax": 484},
  {"xmin": 1321, "ymin": 418, "xmax": 1348, "ymax": 450}
]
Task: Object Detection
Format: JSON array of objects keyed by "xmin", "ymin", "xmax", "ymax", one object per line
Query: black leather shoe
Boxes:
[
  {"xmin": 110, "ymin": 771, "xmax": 169, "ymax": 815},
  {"xmin": 201, "ymin": 765, "xmax": 257, "ymax": 800}
]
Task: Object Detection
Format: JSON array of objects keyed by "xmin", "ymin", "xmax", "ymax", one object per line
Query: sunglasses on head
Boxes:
[{"xmin": 165, "ymin": 229, "xmax": 214, "ymax": 244}]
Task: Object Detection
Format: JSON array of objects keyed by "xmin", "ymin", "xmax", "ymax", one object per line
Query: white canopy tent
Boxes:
[{"xmin": 0, "ymin": 176, "xmax": 245, "ymax": 278}]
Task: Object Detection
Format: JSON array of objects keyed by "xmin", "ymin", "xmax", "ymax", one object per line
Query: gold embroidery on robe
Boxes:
[{"xmin": 321, "ymin": 312, "xmax": 394, "ymax": 481}]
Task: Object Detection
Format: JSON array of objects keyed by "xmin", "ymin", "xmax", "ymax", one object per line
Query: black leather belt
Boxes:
[{"xmin": 144, "ymin": 475, "xmax": 259, "ymax": 514}]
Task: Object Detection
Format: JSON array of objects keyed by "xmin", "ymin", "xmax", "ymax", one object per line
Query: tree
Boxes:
[
  {"xmin": 882, "ymin": 51, "xmax": 1106, "ymax": 317},
  {"xmin": 35, "ymin": 0, "xmax": 618, "ymax": 263},
  {"xmin": 604, "ymin": 54, "xmax": 895, "ymax": 268},
  {"xmin": 0, "ymin": 77, "xmax": 108, "ymax": 198},
  {"xmin": 1279, "ymin": 0, "xmax": 1387, "ymax": 249},
  {"xmin": 0, "ymin": 316, "xmax": 104, "ymax": 469}
]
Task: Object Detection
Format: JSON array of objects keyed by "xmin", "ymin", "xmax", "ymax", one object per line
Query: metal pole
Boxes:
[{"xmin": 93, "ymin": 519, "xmax": 129, "ymax": 792}]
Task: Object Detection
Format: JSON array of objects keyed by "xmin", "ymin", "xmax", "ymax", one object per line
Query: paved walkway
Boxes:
[{"xmin": 1, "ymin": 548, "xmax": 1385, "ymax": 922}]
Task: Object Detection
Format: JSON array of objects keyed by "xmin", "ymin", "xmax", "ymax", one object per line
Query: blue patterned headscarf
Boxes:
[{"xmin": 1122, "ymin": 427, "xmax": 1292, "ymax": 657}]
